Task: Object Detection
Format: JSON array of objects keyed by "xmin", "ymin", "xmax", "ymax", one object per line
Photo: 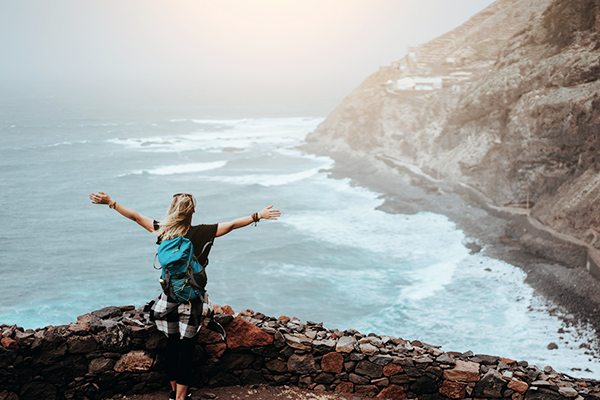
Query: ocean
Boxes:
[{"xmin": 1, "ymin": 100, "xmax": 598, "ymax": 378}]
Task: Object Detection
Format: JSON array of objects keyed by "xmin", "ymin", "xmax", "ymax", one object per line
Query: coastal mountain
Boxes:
[{"xmin": 307, "ymin": 0, "xmax": 600, "ymax": 254}]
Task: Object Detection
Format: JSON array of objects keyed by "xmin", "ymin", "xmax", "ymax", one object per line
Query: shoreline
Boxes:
[{"xmin": 307, "ymin": 147, "xmax": 600, "ymax": 343}]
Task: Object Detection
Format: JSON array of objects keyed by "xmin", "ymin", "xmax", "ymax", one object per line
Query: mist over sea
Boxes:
[{"xmin": 1, "ymin": 100, "xmax": 599, "ymax": 378}]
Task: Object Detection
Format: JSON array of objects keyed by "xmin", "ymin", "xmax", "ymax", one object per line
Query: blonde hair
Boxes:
[{"xmin": 154, "ymin": 193, "xmax": 196, "ymax": 241}]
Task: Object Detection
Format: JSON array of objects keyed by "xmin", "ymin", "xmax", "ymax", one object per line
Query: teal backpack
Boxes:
[{"xmin": 155, "ymin": 236, "xmax": 208, "ymax": 303}]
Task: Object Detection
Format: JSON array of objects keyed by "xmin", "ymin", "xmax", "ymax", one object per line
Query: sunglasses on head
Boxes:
[{"xmin": 173, "ymin": 193, "xmax": 192, "ymax": 197}]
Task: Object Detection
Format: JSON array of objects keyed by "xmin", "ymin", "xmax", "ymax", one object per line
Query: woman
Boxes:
[{"xmin": 89, "ymin": 191, "xmax": 280, "ymax": 400}]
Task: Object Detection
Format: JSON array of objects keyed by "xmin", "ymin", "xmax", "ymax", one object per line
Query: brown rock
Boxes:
[
  {"xmin": 67, "ymin": 335, "xmax": 97, "ymax": 354},
  {"xmin": 265, "ymin": 358, "xmax": 288, "ymax": 374},
  {"xmin": 284, "ymin": 334, "xmax": 312, "ymax": 351},
  {"xmin": 287, "ymin": 353, "xmax": 317, "ymax": 375},
  {"xmin": 372, "ymin": 377, "xmax": 389, "ymax": 387},
  {"xmin": 68, "ymin": 323, "xmax": 89, "ymax": 336},
  {"xmin": 321, "ymin": 352, "xmax": 344, "ymax": 374},
  {"xmin": 376, "ymin": 384, "xmax": 406, "ymax": 400},
  {"xmin": 356, "ymin": 385, "xmax": 379, "ymax": 398},
  {"xmin": 225, "ymin": 317, "xmax": 273, "ymax": 349},
  {"xmin": 355, "ymin": 360, "xmax": 383, "ymax": 378},
  {"xmin": 114, "ymin": 350, "xmax": 154, "ymax": 372},
  {"xmin": 439, "ymin": 380, "xmax": 467, "ymax": 399},
  {"xmin": 0, "ymin": 391, "xmax": 19, "ymax": 400},
  {"xmin": 205, "ymin": 342, "xmax": 227, "ymax": 358},
  {"xmin": 335, "ymin": 382, "xmax": 354, "ymax": 393},
  {"xmin": 198, "ymin": 327, "xmax": 224, "ymax": 345},
  {"xmin": 1, "ymin": 337, "xmax": 18, "ymax": 349},
  {"xmin": 500, "ymin": 357, "xmax": 516, "ymax": 365},
  {"xmin": 14, "ymin": 330, "xmax": 35, "ymax": 348},
  {"xmin": 76, "ymin": 313, "xmax": 93, "ymax": 330},
  {"xmin": 507, "ymin": 378, "xmax": 529, "ymax": 394},
  {"xmin": 222, "ymin": 305, "xmax": 235, "ymax": 315},
  {"xmin": 213, "ymin": 305, "xmax": 224, "ymax": 314},
  {"xmin": 443, "ymin": 360, "xmax": 480, "ymax": 382},
  {"xmin": 89, "ymin": 357, "xmax": 115, "ymax": 374},
  {"xmin": 383, "ymin": 363, "xmax": 404, "ymax": 377},
  {"xmin": 277, "ymin": 316, "xmax": 291, "ymax": 323}
]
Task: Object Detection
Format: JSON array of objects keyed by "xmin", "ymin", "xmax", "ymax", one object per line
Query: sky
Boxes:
[{"xmin": 0, "ymin": 0, "xmax": 495, "ymax": 116}]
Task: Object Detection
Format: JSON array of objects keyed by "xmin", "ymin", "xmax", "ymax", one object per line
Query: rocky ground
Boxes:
[{"xmin": 107, "ymin": 384, "xmax": 358, "ymax": 400}]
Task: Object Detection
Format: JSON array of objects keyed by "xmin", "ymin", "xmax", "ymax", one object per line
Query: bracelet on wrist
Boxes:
[{"xmin": 109, "ymin": 201, "xmax": 117, "ymax": 210}]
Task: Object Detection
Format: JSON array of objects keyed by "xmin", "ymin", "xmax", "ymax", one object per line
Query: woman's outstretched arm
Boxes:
[
  {"xmin": 89, "ymin": 191, "xmax": 155, "ymax": 233},
  {"xmin": 216, "ymin": 206, "xmax": 281, "ymax": 237}
]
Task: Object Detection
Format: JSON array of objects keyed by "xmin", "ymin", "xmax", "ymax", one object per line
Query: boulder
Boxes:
[
  {"xmin": 225, "ymin": 317, "xmax": 273, "ymax": 349},
  {"xmin": 336, "ymin": 336, "xmax": 357, "ymax": 353},
  {"xmin": 321, "ymin": 352, "xmax": 344, "ymax": 374},
  {"xmin": 208, "ymin": 372, "xmax": 240, "ymax": 387},
  {"xmin": 284, "ymin": 334, "xmax": 312, "ymax": 352},
  {"xmin": 439, "ymin": 380, "xmax": 467, "ymax": 399},
  {"xmin": 91, "ymin": 306, "xmax": 122, "ymax": 320},
  {"xmin": 19, "ymin": 381, "xmax": 56, "ymax": 400},
  {"xmin": 442, "ymin": 360, "xmax": 480, "ymax": 382},
  {"xmin": 355, "ymin": 385, "xmax": 379, "ymax": 398},
  {"xmin": 376, "ymin": 384, "xmax": 407, "ymax": 400},
  {"xmin": 314, "ymin": 373, "xmax": 335, "ymax": 384},
  {"xmin": 205, "ymin": 343, "xmax": 227, "ymax": 358},
  {"xmin": 89, "ymin": 357, "xmax": 115, "ymax": 374},
  {"xmin": 220, "ymin": 352, "xmax": 255, "ymax": 371},
  {"xmin": 287, "ymin": 353, "xmax": 316, "ymax": 375},
  {"xmin": 114, "ymin": 350, "xmax": 154, "ymax": 372},
  {"xmin": 370, "ymin": 354, "xmax": 392, "ymax": 366},
  {"xmin": 66, "ymin": 335, "xmax": 97, "ymax": 354},
  {"xmin": 198, "ymin": 328, "xmax": 224, "ymax": 345},
  {"xmin": 372, "ymin": 377, "xmax": 389, "ymax": 387},
  {"xmin": 410, "ymin": 375, "xmax": 438, "ymax": 395},
  {"xmin": 240, "ymin": 369, "xmax": 266, "ymax": 385},
  {"xmin": 383, "ymin": 363, "xmax": 404, "ymax": 377},
  {"xmin": 14, "ymin": 330, "xmax": 35, "ymax": 348},
  {"xmin": 335, "ymin": 381, "xmax": 354, "ymax": 393},
  {"xmin": 96, "ymin": 322, "xmax": 130, "ymax": 351},
  {"xmin": 507, "ymin": 378, "xmax": 528, "ymax": 394},
  {"xmin": 33, "ymin": 342, "xmax": 68, "ymax": 366},
  {"xmin": 349, "ymin": 373, "xmax": 370, "ymax": 385},
  {"xmin": 355, "ymin": 360, "xmax": 383, "ymax": 378},
  {"xmin": 265, "ymin": 358, "xmax": 288, "ymax": 374},
  {"xmin": 1, "ymin": 337, "xmax": 18, "ymax": 350},
  {"xmin": 359, "ymin": 343, "xmax": 379, "ymax": 355},
  {"xmin": 558, "ymin": 386, "xmax": 579, "ymax": 398},
  {"xmin": 473, "ymin": 368, "xmax": 505, "ymax": 398},
  {"xmin": 312, "ymin": 339, "xmax": 336, "ymax": 355}
]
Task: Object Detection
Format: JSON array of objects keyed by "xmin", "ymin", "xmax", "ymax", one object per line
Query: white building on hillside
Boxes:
[{"xmin": 392, "ymin": 77, "xmax": 442, "ymax": 91}]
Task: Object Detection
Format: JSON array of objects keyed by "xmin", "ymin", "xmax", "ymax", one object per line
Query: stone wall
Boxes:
[{"xmin": 1, "ymin": 305, "xmax": 598, "ymax": 400}]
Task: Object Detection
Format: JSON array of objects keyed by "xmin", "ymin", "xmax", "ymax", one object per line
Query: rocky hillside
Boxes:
[{"xmin": 306, "ymin": 0, "xmax": 600, "ymax": 250}]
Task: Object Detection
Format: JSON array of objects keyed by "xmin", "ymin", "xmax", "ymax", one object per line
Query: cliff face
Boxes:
[{"xmin": 307, "ymin": 0, "xmax": 600, "ymax": 248}]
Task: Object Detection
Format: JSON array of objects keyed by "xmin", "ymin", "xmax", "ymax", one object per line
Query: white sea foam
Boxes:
[
  {"xmin": 108, "ymin": 117, "xmax": 324, "ymax": 153},
  {"xmin": 206, "ymin": 166, "xmax": 326, "ymax": 187},
  {"xmin": 48, "ymin": 140, "xmax": 88, "ymax": 147},
  {"xmin": 122, "ymin": 161, "xmax": 227, "ymax": 176}
]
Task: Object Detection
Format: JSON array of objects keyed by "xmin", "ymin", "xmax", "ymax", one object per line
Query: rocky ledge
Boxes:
[{"xmin": 1, "ymin": 305, "xmax": 599, "ymax": 400}]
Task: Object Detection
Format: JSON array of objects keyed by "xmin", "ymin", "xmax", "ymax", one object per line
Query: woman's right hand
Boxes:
[{"xmin": 89, "ymin": 191, "xmax": 112, "ymax": 206}]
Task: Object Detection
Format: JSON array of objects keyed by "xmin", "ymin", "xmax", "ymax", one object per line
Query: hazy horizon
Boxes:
[{"xmin": 1, "ymin": 0, "xmax": 495, "ymax": 116}]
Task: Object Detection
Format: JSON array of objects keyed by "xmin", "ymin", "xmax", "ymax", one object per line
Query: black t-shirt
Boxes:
[{"xmin": 154, "ymin": 221, "xmax": 218, "ymax": 265}]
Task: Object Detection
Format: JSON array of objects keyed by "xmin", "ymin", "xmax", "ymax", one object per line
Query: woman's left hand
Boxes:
[{"xmin": 258, "ymin": 205, "xmax": 281, "ymax": 220}]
